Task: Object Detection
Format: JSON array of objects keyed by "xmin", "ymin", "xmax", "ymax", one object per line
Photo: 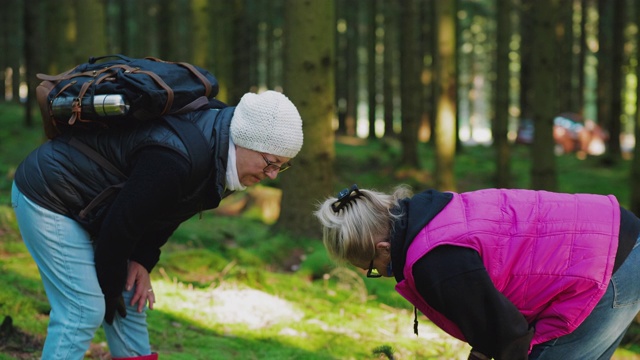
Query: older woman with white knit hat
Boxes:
[
  {"xmin": 229, "ymin": 90, "xmax": 303, "ymax": 189},
  {"xmin": 11, "ymin": 90, "xmax": 303, "ymax": 360}
]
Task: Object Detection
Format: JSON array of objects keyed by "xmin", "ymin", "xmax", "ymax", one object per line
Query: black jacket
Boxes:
[{"xmin": 14, "ymin": 107, "xmax": 235, "ymax": 298}]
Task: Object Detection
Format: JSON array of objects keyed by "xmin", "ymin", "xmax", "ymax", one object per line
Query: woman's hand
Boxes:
[{"xmin": 126, "ymin": 260, "xmax": 155, "ymax": 312}]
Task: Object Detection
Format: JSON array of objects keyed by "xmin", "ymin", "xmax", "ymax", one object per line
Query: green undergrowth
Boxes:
[
  {"xmin": 1, "ymin": 103, "xmax": 638, "ymax": 359},
  {"xmin": 0, "ymin": 205, "xmax": 467, "ymax": 359}
]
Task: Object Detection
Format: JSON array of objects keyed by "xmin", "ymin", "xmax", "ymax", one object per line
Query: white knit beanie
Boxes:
[{"xmin": 230, "ymin": 91, "xmax": 304, "ymax": 158}]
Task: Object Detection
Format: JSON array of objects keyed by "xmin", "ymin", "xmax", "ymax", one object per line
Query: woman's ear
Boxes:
[{"xmin": 376, "ymin": 241, "xmax": 392, "ymax": 255}]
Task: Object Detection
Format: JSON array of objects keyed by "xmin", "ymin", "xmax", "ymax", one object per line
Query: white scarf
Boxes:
[{"xmin": 225, "ymin": 137, "xmax": 247, "ymax": 191}]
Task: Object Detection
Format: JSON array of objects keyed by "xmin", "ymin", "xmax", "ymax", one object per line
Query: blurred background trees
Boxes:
[{"xmin": 2, "ymin": 0, "xmax": 640, "ymax": 234}]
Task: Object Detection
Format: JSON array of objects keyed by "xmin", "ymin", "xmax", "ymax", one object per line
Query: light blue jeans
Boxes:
[
  {"xmin": 11, "ymin": 182, "xmax": 151, "ymax": 360},
  {"xmin": 530, "ymin": 232, "xmax": 640, "ymax": 359}
]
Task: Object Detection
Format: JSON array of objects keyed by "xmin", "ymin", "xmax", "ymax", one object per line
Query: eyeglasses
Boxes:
[
  {"xmin": 261, "ymin": 153, "xmax": 292, "ymax": 174},
  {"xmin": 366, "ymin": 259, "xmax": 382, "ymax": 278}
]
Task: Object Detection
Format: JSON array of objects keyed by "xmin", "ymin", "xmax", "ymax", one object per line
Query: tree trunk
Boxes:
[
  {"xmin": 383, "ymin": 0, "xmax": 399, "ymax": 138},
  {"xmin": 23, "ymin": 0, "xmax": 44, "ymax": 128},
  {"xmin": 494, "ymin": 0, "xmax": 512, "ymax": 188},
  {"xmin": 419, "ymin": 0, "xmax": 435, "ymax": 143},
  {"xmin": 607, "ymin": 0, "xmax": 624, "ymax": 160},
  {"xmin": 344, "ymin": 0, "xmax": 358, "ymax": 136},
  {"xmin": 190, "ymin": 0, "xmax": 212, "ymax": 69},
  {"xmin": 434, "ymin": 0, "xmax": 457, "ymax": 191},
  {"xmin": 367, "ymin": 0, "xmax": 377, "ymax": 139},
  {"xmin": 630, "ymin": 0, "xmax": 640, "ymax": 215},
  {"xmin": 1, "ymin": 0, "xmax": 23, "ymax": 102},
  {"xmin": 519, "ymin": 0, "xmax": 534, "ymax": 121},
  {"xmin": 74, "ymin": 0, "xmax": 107, "ymax": 61},
  {"xmin": 556, "ymin": 0, "xmax": 574, "ymax": 112},
  {"xmin": 577, "ymin": 0, "xmax": 588, "ymax": 114},
  {"xmin": 278, "ymin": 0, "xmax": 335, "ymax": 238},
  {"xmin": 530, "ymin": 0, "xmax": 558, "ymax": 190},
  {"xmin": 597, "ymin": 0, "xmax": 614, "ymax": 164},
  {"xmin": 335, "ymin": 0, "xmax": 348, "ymax": 135},
  {"xmin": 231, "ymin": 0, "xmax": 253, "ymax": 103},
  {"xmin": 211, "ymin": 0, "xmax": 235, "ymax": 104},
  {"xmin": 399, "ymin": 0, "xmax": 420, "ymax": 168}
]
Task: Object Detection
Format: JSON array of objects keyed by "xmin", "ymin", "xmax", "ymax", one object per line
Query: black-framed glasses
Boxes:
[
  {"xmin": 261, "ymin": 153, "xmax": 292, "ymax": 174},
  {"xmin": 366, "ymin": 259, "xmax": 382, "ymax": 278}
]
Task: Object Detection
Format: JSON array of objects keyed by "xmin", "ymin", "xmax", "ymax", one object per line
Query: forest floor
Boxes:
[{"xmin": 2, "ymin": 102, "xmax": 640, "ymax": 359}]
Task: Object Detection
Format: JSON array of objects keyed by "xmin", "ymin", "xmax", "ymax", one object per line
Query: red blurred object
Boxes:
[{"xmin": 516, "ymin": 112, "xmax": 607, "ymax": 156}]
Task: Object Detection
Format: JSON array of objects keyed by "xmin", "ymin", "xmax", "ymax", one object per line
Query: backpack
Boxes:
[
  {"xmin": 36, "ymin": 54, "xmax": 224, "ymax": 139},
  {"xmin": 35, "ymin": 55, "xmax": 228, "ymax": 222}
]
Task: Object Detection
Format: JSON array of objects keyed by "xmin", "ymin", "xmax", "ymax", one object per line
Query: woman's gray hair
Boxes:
[{"xmin": 314, "ymin": 185, "xmax": 412, "ymax": 266}]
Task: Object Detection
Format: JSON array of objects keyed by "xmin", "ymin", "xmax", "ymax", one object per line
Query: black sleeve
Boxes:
[
  {"xmin": 413, "ymin": 245, "xmax": 533, "ymax": 360},
  {"xmin": 129, "ymin": 223, "xmax": 181, "ymax": 273},
  {"xmin": 94, "ymin": 146, "xmax": 191, "ymax": 298}
]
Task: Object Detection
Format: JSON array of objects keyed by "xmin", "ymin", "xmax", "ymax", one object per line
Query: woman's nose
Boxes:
[{"xmin": 266, "ymin": 170, "xmax": 278, "ymax": 180}]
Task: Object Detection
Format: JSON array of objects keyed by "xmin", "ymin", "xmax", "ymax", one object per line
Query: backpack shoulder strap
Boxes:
[
  {"xmin": 68, "ymin": 137, "xmax": 127, "ymax": 179},
  {"xmin": 163, "ymin": 117, "xmax": 211, "ymax": 187},
  {"xmin": 67, "ymin": 137, "xmax": 127, "ymax": 220}
]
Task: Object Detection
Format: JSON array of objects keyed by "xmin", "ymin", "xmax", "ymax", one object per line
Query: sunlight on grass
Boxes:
[
  {"xmin": 148, "ymin": 266, "xmax": 471, "ymax": 359},
  {"xmin": 3, "ymin": 103, "xmax": 640, "ymax": 358},
  {"xmin": 151, "ymin": 279, "xmax": 303, "ymax": 330}
]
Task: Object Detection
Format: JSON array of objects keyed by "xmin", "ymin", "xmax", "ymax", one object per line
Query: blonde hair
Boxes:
[{"xmin": 314, "ymin": 185, "xmax": 412, "ymax": 266}]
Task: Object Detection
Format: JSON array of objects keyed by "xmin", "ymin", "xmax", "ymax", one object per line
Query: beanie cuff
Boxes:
[
  {"xmin": 233, "ymin": 138, "xmax": 300, "ymax": 158},
  {"xmin": 230, "ymin": 90, "xmax": 303, "ymax": 160}
]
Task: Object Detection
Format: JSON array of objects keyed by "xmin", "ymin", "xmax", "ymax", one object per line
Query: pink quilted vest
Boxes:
[{"xmin": 395, "ymin": 189, "xmax": 620, "ymax": 350}]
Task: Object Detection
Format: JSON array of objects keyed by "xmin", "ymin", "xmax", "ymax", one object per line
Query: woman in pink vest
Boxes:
[{"xmin": 315, "ymin": 184, "xmax": 640, "ymax": 360}]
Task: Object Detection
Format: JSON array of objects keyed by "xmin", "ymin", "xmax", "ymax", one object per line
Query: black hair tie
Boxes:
[{"xmin": 331, "ymin": 184, "xmax": 362, "ymax": 213}]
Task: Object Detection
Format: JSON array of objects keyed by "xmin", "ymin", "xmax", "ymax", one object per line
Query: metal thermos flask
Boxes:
[{"xmin": 51, "ymin": 94, "xmax": 130, "ymax": 119}]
